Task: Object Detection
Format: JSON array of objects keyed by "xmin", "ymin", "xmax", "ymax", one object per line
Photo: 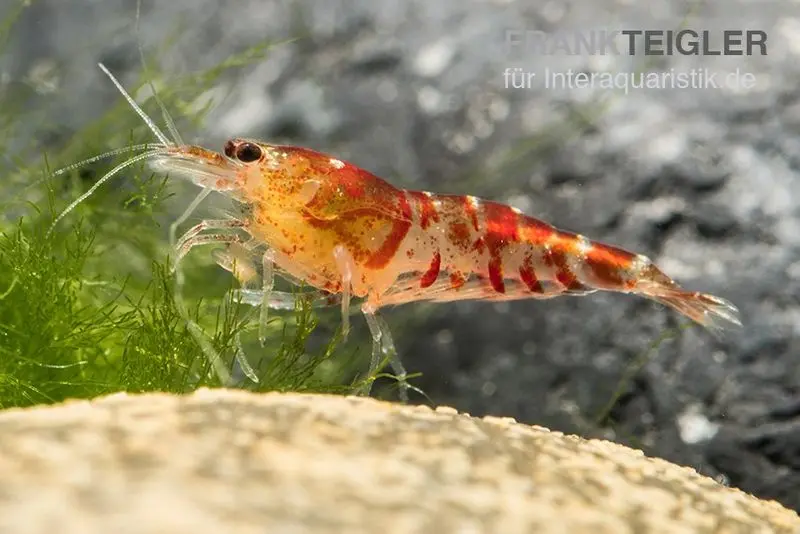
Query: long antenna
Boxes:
[
  {"xmin": 46, "ymin": 149, "xmax": 163, "ymax": 236},
  {"xmin": 97, "ymin": 62, "xmax": 171, "ymax": 146},
  {"xmin": 135, "ymin": 0, "xmax": 184, "ymax": 145},
  {"xmin": 13, "ymin": 143, "xmax": 159, "ymax": 199}
]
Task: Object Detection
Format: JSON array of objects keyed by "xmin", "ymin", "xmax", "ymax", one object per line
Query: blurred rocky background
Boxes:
[{"xmin": 1, "ymin": 0, "xmax": 797, "ymax": 513}]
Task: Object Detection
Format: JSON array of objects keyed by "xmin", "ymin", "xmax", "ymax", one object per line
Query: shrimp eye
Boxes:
[{"xmin": 235, "ymin": 142, "xmax": 262, "ymax": 163}]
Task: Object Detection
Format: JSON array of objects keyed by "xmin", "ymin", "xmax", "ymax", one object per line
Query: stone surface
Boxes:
[
  {"xmin": 0, "ymin": 389, "xmax": 797, "ymax": 534},
  {"xmin": 1, "ymin": 0, "xmax": 798, "ymax": 514}
]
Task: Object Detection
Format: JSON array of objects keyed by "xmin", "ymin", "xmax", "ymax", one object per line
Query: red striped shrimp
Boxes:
[
  {"xmin": 164, "ymin": 135, "xmax": 742, "ymax": 397},
  {"xmin": 49, "ymin": 63, "xmax": 741, "ymax": 398}
]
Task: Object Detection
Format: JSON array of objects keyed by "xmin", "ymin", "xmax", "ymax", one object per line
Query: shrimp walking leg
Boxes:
[
  {"xmin": 168, "ymin": 192, "xmax": 214, "ymax": 324},
  {"xmin": 168, "ymin": 189, "xmax": 211, "ymax": 255},
  {"xmin": 174, "ymin": 219, "xmax": 247, "ymax": 266},
  {"xmin": 213, "ymin": 244, "xmax": 338, "ymax": 383},
  {"xmin": 212, "ymin": 243, "xmax": 278, "ymax": 346},
  {"xmin": 214, "ymin": 287, "xmax": 259, "ymax": 385},
  {"xmin": 185, "ymin": 320, "xmax": 234, "ymax": 386},
  {"xmin": 172, "ymin": 232, "xmax": 249, "ymax": 386},
  {"xmin": 207, "ymin": 242, "xmax": 271, "ymax": 384},
  {"xmin": 259, "ymin": 250, "xmax": 276, "ymax": 347},
  {"xmin": 332, "ymin": 245, "xmax": 353, "ymax": 341},
  {"xmin": 221, "ymin": 287, "xmax": 341, "ymax": 385},
  {"xmin": 175, "ymin": 233, "xmax": 246, "ymax": 265},
  {"xmin": 360, "ymin": 304, "xmax": 409, "ymax": 402},
  {"xmin": 332, "ymin": 245, "xmax": 409, "ymax": 400},
  {"xmin": 212, "ymin": 243, "xmax": 261, "ymax": 288},
  {"xmin": 228, "ymin": 288, "xmax": 340, "ymax": 310}
]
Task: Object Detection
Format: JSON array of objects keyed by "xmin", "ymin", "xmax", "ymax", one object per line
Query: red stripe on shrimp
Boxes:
[
  {"xmin": 420, "ymin": 250, "xmax": 441, "ymax": 288},
  {"xmin": 519, "ymin": 253, "xmax": 544, "ymax": 294},
  {"xmin": 462, "ymin": 195, "xmax": 480, "ymax": 232},
  {"xmin": 547, "ymin": 232, "xmax": 594, "ymax": 291},
  {"xmin": 584, "ymin": 244, "xmax": 633, "ymax": 289},
  {"xmin": 364, "ymin": 191, "xmax": 413, "ymax": 269},
  {"xmin": 481, "ymin": 200, "xmax": 521, "ymax": 294},
  {"xmin": 409, "ymin": 190, "xmax": 440, "ymax": 230}
]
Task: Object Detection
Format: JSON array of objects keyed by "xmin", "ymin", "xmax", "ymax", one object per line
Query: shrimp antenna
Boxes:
[
  {"xmin": 97, "ymin": 62, "xmax": 171, "ymax": 146},
  {"xmin": 45, "ymin": 143, "xmax": 163, "ymax": 177},
  {"xmin": 135, "ymin": 0, "xmax": 184, "ymax": 145},
  {"xmin": 46, "ymin": 149, "xmax": 165, "ymax": 237},
  {"xmin": 44, "ymin": 30, "xmax": 184, "ymax": 235},
  {"xmin": 10, "ymin": 142, "xmax": 161, "ymax": 201}
]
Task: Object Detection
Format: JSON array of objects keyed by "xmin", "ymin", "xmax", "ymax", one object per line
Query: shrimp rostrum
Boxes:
[{"xmin": 49, "ymin": 64, "xmax": 742, "ymax": 397}]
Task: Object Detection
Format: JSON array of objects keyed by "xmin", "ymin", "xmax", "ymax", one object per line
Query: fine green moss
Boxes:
[{"xmin": 0, "ymin": 9, "xmax": 380, "ymax": 409}]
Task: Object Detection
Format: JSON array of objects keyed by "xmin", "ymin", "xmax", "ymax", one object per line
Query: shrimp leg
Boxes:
[
  {"xmin": 209, "ymin": 242, "xmax": 261, "ymax": 385},
  {"xmin": 218, "ymin": 286, "xmax": 342, "ymax": 385},
  {"xmin": 211, "ymin": 242, "xmax": 261, "ymax": 288},
  {"xmin": 333, "ymin": 245, "xmax": 353, "ymax": 341},
  {"xmin": 172, "ymin": 230, "xmax": 252, "ymax": 387},
  {"xmin": 331, "ymin": 245, "xmax": 409, "ymax": 400},
  {"xmin": 174, "ymin": 218, "xmax": 247, "ymax": 266},
  {"xmin": 212, "ymin": 243, "xmax": 277, "ymax": 346},
  {"xmin": 361, "ymin": 304, "xmax": 409, "ymax": 402},
  {"xmin": 228, "ymin": 288, "xmax": 340, "ymax": 310},
  {"xmin": 215, "ymin": 243, "xmax": 337, "ymax": 308},
  {"xmin": 213, "ymin": 244, "xmax": 341, "ymax": 384},
  {"xmin": 168, "ymin": 189, "xmax": 211, "ymax": 254},
  {"xmin": 176, "ymin": 233, "xmax": 246, "ymax": 264},
  {"xmin": 259, "ymin": 250, "xmax": 276, "ymax": 347}
]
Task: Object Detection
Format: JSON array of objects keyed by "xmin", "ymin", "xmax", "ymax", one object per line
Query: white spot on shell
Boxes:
[
  {"xmin": 632, "ymin": 254, "xmax": 651, "ymax": 275},
  {"xmin": 298, "ymin": 180, "xmax": 322, "ymax": 204},
  {"xmin": 263, "ymin": 150, "xmax": 280, "ymax": 170},
  {"xmin": 329, "ymin": 158, "xmax": 345, "ymax": 169},
  {"xmin": 576, "ymin": 235, "xmax": 592, "ymax": 255}
]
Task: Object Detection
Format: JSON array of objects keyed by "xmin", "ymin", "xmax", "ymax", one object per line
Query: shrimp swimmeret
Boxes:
[{"xmin": 48, "ymin": 63, "xmax": 742, "ymax": 397}]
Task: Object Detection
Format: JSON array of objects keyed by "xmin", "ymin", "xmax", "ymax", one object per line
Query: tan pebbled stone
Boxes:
[{"xmin": 0, "ymin": 389, "xmax": 796, "ymax": 534}]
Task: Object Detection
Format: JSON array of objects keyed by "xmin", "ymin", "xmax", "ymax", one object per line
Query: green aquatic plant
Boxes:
[{"xmin": 0, "ymin": 9, "xmax": 380, "ymax": 409}]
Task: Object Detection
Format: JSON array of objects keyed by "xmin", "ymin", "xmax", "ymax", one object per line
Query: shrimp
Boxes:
[
  {"xmin": 49, "ymin": 63, "xmax": 742, "ymax": 399},
  {"xmin": 197, "ymin": 139, "xmax": 743, "ymax": 331}
]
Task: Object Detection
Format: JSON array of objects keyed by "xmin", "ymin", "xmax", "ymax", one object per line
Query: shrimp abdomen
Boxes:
[{"xmin": 387, "ymin": 191, "xmax": 741, "ymax": 332}]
